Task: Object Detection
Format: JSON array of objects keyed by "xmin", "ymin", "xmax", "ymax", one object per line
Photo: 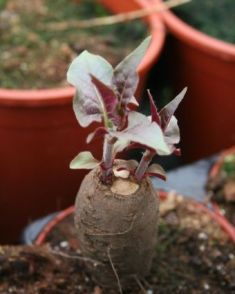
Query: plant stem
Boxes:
[
  {"xmin": 101, "ymin": 135, "xmax": 116, "ymax": 184},
  {"xmin": 135, "ymin": 150, "xmax": 154, "ymax": 181}
]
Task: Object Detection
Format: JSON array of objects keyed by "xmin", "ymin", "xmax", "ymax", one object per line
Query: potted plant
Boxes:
[
  {"xmin": 0, "ymin": 0, "xmax": 165, "ymax": 243},
  {"xmin": 206, "ymin": 146, "xmax": 235, "ymax": 228},
  {"xmin": 1, "ymin": 36, "xmax": 235, "ymax": 293},
  {"xmin": 153, "ymin": 0, "xmax": 235, "ymax": 162},
  {"xmin": 31, "ymin": 36, "xmax": 234, "ymax": 292}
]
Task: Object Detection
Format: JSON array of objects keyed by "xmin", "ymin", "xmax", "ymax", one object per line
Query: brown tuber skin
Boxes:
[{"xmin": 74, "ymin": 162, "xmax": 159, "ymax": 291}]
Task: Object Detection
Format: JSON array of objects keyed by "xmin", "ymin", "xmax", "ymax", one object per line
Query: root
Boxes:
[
  {"xmin": 86, "ymin": 215, "xmax": 137, "ymax": 237},
  {"xmin": 49, "ymin": 247, "xmax": 101, "ymax": 267},
  {"xmin": 107, "ymin": 247, "xmax": 123, "ymax": 294}
]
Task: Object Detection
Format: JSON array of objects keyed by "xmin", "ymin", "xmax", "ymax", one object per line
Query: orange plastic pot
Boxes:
[
  {"xmin": 0, "ymin": 0, "xmax": 165, "ymax": 244},
  {"xmin": 35, "ymin": 191, "xmax": 235, "ymax": 245},
  {"xmin": 154, "ymin": 0, "xmax": 235, "ymax": 162}
]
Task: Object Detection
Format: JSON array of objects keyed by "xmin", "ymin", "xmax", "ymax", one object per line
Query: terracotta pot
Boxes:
[
  {"xmin": 0, "ymin": 0, "xmax": 165, "ymax": 244},
  {"xmin": 154, "ymin": 0, "xmax": 235, "ymax": 162},
  {"xmin": 208, "ymin": 146, "xmax": 235, "ymax": 229},
  {"xmin": 35, "ymin": 191, "xmax": 235, "ymax": 245}
]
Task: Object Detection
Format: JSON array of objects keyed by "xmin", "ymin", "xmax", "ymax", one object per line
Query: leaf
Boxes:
[
  {"xmin": 113, "ymin": 36, "xmax": 151, "ymax": 105},
  {"xmin": 164, "ymin": 116, "xmax": 180, "ymax": 146},
  {"xmin": 67, "ymin": 50, "xmax": 113, "ymax": 89},
  {"xmin": 146, "ymin": 163, "xmax": 167, "ymax": 181},
  {"xmin": 111, "ymin": 112, "xmax": 171, "ymax": 155},
  {"xmin": 147, "ymin": 89, "xmax": 161, "ymax": 125},
  {"xmin": 70, "ymin": 151, "xmax": 99, "ymax": 169},
  {"xmin": 113, "ymin": 137, "xmax": 130, "ymax": 155},
  {"xmin": 86, "ymin": 127, "xmax": 108, "ymax": 144},
  {"xmin": 73, "ymin": 89, "xmax": 102, "ymax": 127},
  {"xmin": 128, "ymin": 96, "xmax": 139, "ymax": 107},
  {"xmin": 159, "ymin": 87, "xmax": 187, "ymax": 131},
  {"xmin": 67, "ymin": 51, "xmax": 113, "ymax": 127},
  {"xmin": 90, "ymin": 75, "xmax": 119, "ymax": 125}
]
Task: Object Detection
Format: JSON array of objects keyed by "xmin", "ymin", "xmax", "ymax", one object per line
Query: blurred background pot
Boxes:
[
  {"xmin": 207, "ymin": 146, "xmax": 235, "ymax": 228},
  {"xmin": 154, "ymin": 0, "xmax": 235, "ymax": 162},
  {"xmin": 0, "ymin": 0, "xmax": 165, "ymax": 243}
]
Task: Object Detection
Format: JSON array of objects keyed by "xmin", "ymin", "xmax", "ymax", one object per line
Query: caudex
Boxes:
[{"xmin": 67, "ymin": 36, "xmax": 187, "ymax": 292}]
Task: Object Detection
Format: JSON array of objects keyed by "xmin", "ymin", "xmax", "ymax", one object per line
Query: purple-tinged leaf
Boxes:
[
  {"xmin": 67, "ymin": 50, "xmax": 113, "ymax": 89},
  {"xmin": 125, "ymin": 142, "xmax": 155, "ymax": 152},
  {"xmin": 86, "ymin": 127, "xmax": 108, "ymax": 144},
  {"xmin": 159, "ymin": 87, "xmax": 187, "ymax": 131},
  {"xmin": 128, "ymin": 96, "xmax": 139, "ymax": 107},
  {"xmin": 164, "ymin": 116, "xmax": 180, "ymax": 146},
  {"xmin": 113, "ymin": 137, "xmax": 130, "ymax": 155},
  {"xmin": 111, "ymin": 112, "xmax": 171, "ymax": 155},
  {"xmin": 67, "ymin": 50, "xmax": 113, "ymax": 127},
  {"xmin": 70, "ymin": 151, "xmax": 99, "ymax": 169},
  {"xmin": 73, "ymin": 89, "xmax": 102, "ymax": 127},
  {"xmin": 147, "ymin": 90, "xmax": 161, "ymax": 125},
  {"xmin": 113, "ymin": 36, "xmax": 151, "ymax": 105},
  {"xmin": 90, "ymin": 75, "xmax": 119, "ymax": 125},
  {"xmin": 146, "ymin": 163, "xmax": 167, "ymax": 181}
]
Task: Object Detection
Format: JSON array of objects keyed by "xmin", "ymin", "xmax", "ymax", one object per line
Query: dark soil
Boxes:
[
  {"xmin": 171, "ymin": 0, "xmax": 235, "ymax": 44},
  {"xmin": 0, "ymin": 0, "xmax": 147, "ymax": 89},
  {"xmin": 1, "ymin": 195, "xmax": 235, "ymax": 293},
  {"xmin": 206, "ymin": 152, "xmax": 235, "ymax": 225}
]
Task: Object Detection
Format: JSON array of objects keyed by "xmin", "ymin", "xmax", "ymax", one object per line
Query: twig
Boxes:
[
  {"xmin": 107, "ymin": 247, "xmax": 123, "ymax": 294},
  {"xmin": 40, "ymin": 0, "xmax": 191, "ymax": 31}
]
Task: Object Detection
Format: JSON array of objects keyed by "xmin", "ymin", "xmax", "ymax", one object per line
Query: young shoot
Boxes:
[{"xmin": 67, "ymin": 36, "xmax": 187, "ymax": 184}]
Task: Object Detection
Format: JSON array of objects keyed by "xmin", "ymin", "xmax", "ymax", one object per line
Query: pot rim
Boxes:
[
  {"xmin": 0, "ymin": 0, "xmax": 165, "ymax": 107},
  {"xmin": 35, "ymin": 190, "xmax": 235, "ymax": 245},
  {"xmin": 158, "ymin": 0, "xmax": 235, "ymax": 58}
]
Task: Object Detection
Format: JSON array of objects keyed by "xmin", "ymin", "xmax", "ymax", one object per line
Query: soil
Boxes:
[
  {"xmin": 206, "ymin": 152, "xmax": 235, "ymax": 226},
  {"xmin": 171, "ymin": 0, "xmax": 235, "ymax": 44},
  {"xmin": 1, "ymin": 194, "xmax": 235, "ymax": 293},
  {"xmin": 0, "ymin": 0, "xmax": 147, "ymax": 89}
]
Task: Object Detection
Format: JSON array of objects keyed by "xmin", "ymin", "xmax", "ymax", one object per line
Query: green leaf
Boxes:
[
  {"xmin": 70, "ymin": 151, "xmax": 99, "ymax": 169},
  {"xmin": 113, "ymin": 36, "xmax": 151, "ymax": 105}
]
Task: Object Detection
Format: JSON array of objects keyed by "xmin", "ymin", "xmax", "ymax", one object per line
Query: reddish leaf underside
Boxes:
[
  {"xmin": 90, "ymin": 75, "xmax": 120, "ymax": 125},
  {"xmin": 147, "ymin": 90, "xmax": 161, "ymax": 125},
  {"xmin": 159, "ymin": 87, "xmax": 187, "ymax": 131}
]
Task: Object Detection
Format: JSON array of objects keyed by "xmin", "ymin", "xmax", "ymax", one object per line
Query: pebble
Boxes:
[
  {"xmin": 60, "ymin": 241, "xmax": 69, "ymax": 248},
  {"xmin": 203, "ymin": 283, "xmax": 210, "ymax": 290},
  {"xmin": 199, "ymin": 244, "xmax": 205, "ymax": 252},
  {"xmin": 229, "ymin": 253, "xmax": 234, "ymax": 260},
  {"xmin": 198, "ymin": 232, "xmax": 208, "ymax": 240},
  {"xmin": 216, "ymin": 264, "xmax": 223, "ymax": 271}
]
